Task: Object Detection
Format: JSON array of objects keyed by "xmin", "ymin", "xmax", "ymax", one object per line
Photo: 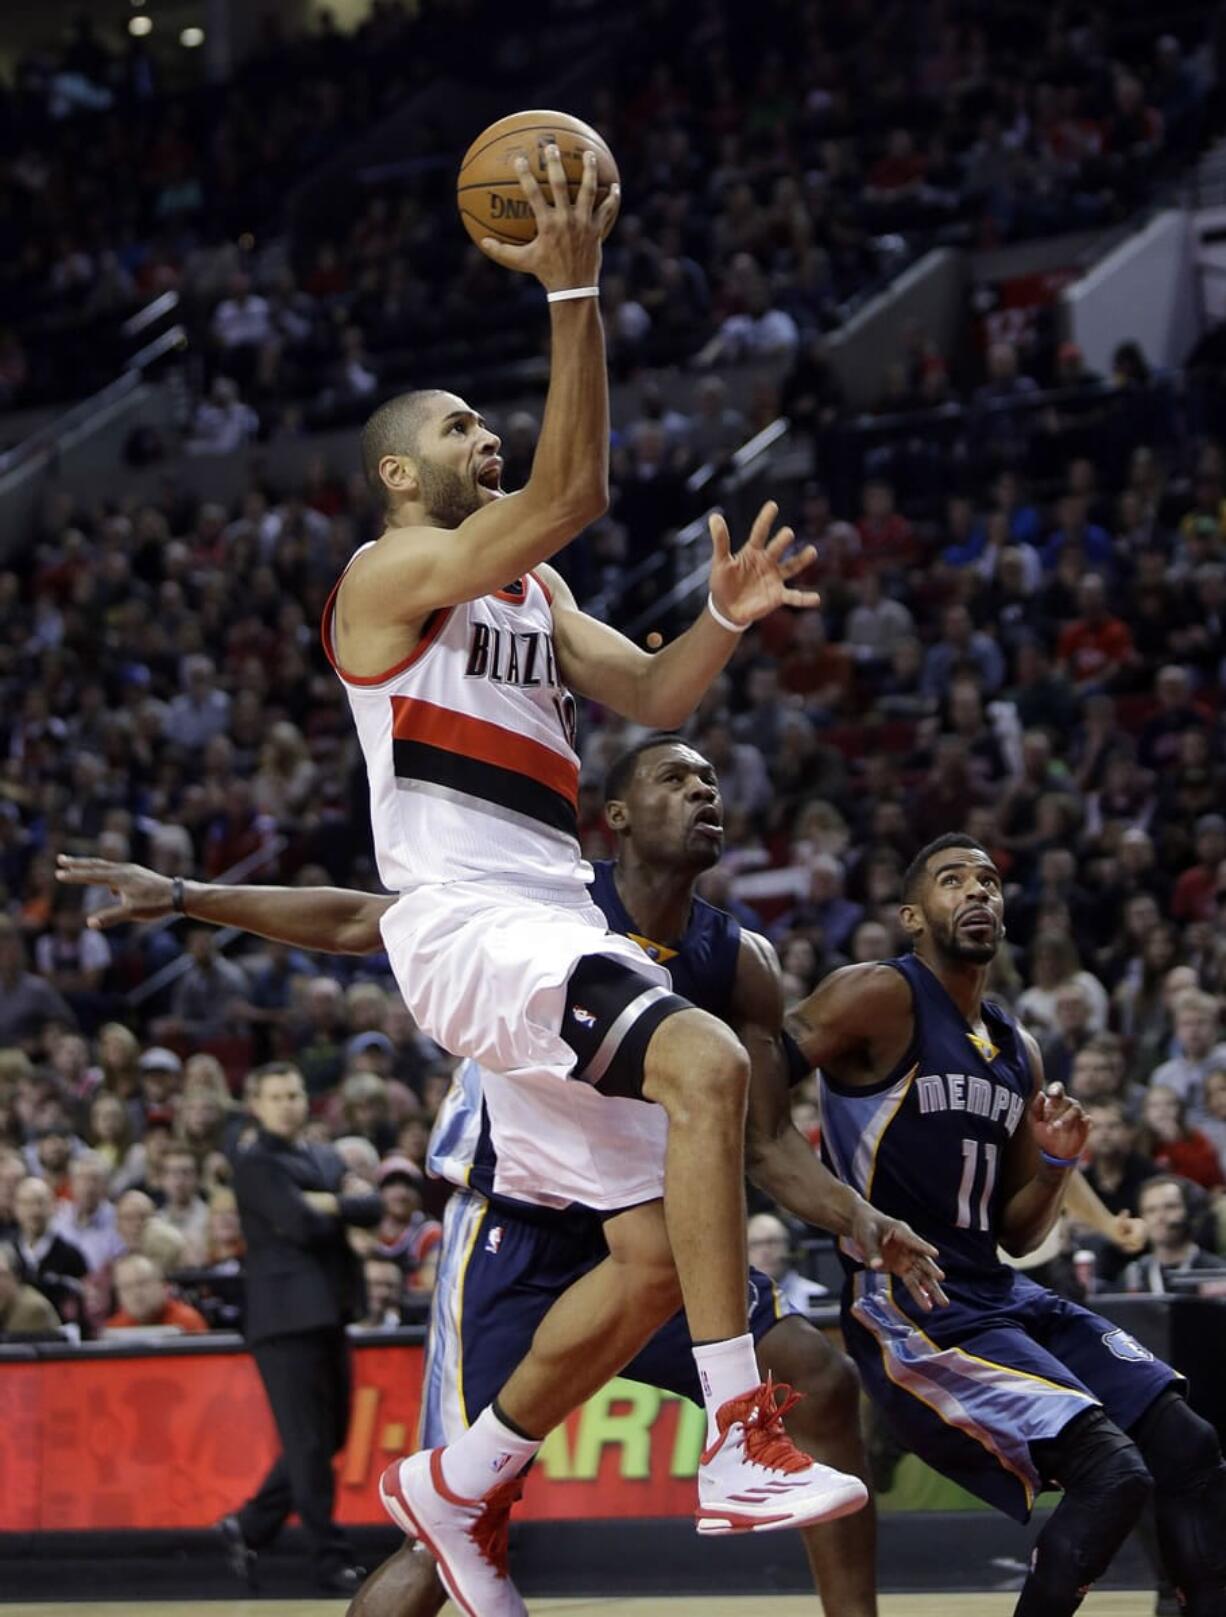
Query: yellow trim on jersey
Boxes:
[
  {"xmin": 453, "ymin": 1199, "xmax": 490, "ymax": 1430},
  {"xmin": 856, "ymin": 1275, "xmax": 1038, "ymax": 1511},
  {"xmin": 862, "ymin": 1062, "xmax": 919, "ymax": 1199},
  {"xmin": 627, "ymin": 931, "xmax": 679, "ymax": 966}
]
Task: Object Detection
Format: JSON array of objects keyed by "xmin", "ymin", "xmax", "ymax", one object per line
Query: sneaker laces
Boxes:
[
  {"xmin": 731, "ymin": 1375, "xmax": 810, "ymax": 1474},
  {"xmin": 468, "ymin": 1475, "xmax": 524, "ymax": 1576}
]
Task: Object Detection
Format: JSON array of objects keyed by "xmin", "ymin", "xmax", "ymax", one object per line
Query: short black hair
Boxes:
[
  {"xmin": 603, "ymin": 734, "xmax": 689, "ymax": 804},
  {"xmin": 246, "ymin": 1060, "xmax": 305, "ymax": 1097},
  {"xmin": 901, "ymin": 833, "xmax": 990, "ymax": 903},
  {"xmin": 360, "ymin": 390, "xmax": 448, "ymax": 504}
]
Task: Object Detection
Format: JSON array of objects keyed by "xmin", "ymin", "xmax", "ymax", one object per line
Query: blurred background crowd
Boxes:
[{"xmin": 2, "ymin": 0, "xmax": 1226, "ymax": 1345}]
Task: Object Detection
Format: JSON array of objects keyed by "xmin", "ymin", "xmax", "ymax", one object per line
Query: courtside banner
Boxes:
[
  {"xmin": 0, "ymin": 1338, "xmax": 986, "ymax": 1530},
  {"xmin": 0, "ymin": 1342, "xmax": 705, "ymax": 1530}
]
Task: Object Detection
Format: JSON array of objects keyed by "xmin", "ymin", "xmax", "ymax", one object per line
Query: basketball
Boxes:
[{"xmin": 457, "ymin": 109, "xmax": 619, "ymax": 254}]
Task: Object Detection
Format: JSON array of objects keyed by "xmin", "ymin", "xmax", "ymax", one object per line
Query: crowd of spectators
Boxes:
[
  {"xmin": 2, "ymin": 0, "xmax": 1226, "ymax": 1347},
  {"xmin": 1, "ymin": 0, "xmax": 1219, "ymax": 416},
  {"xmin": 2, "ymin": 303, "xmax": 1226, "ymax": 1338}
]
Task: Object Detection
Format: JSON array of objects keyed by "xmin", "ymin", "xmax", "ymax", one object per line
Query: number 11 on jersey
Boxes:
[{"xmin": 956, "ymin": 1138, "xmax": 998, "ymax": 1231}]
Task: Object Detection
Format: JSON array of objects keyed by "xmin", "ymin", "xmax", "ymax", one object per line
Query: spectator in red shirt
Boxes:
[
  {"xmin": 1141, "ymin": 1085, "xmax": 1224, "ymax": 1191},
  {"xmin": 1170, "ymin": 814, "xmax": 1226, "ymax": 922},
  {"xmin": 104, "ymin": 1252, "xmax": 208, "ymax": 1334},
  {"xmin": 1056, "ymin": 573, "xmax": 1135, "ymax": 691}
]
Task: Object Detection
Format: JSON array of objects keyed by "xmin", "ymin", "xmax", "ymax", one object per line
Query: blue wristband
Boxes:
[{"xmin": 1040, "ymin": 1149, "xmax": 1079, "ymax": 1170}]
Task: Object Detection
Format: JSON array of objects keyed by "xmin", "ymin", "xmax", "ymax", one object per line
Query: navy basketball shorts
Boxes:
[
  {"xmin": 844, "ymin": 1269, "xmax": 1179, "ymax": 1520},
  {"xmin": 419, "ymin": 1188, "xmax": 798, "ymax": 1447}
]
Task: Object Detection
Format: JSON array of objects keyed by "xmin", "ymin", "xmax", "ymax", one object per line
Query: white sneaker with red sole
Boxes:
[
  {"xmin": 379, "ymin": 1450, "xmax": 526, "ymax": 1617},
  {"xmin": 696, "ymin": 1375, "xmax": 869, "ymax": 1535}
]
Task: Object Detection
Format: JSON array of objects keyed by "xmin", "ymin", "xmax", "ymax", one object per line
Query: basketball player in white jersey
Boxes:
[{"xmin": 321, "ymin": 145, "xmax": 862, "ymax": 1613}]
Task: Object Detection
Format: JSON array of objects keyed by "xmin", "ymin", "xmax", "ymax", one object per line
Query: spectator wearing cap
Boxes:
[
  {"xmin": 1170, "ymin": 814, "xmax": 1226, "ymax": 923},
  {"xmin": 14, "ymin": 1176, "xmax": 88, "ymax": 1331},
  {"xmin": 373, "ymin": 1155, "xmax": 441, "ymax": 1290},
  {"xmin": 168, "ymin": 929, "xmax": 249, "ymax": 1044},
  {"xmin": 346, "ymin": 1030, "xmax": 395, "ymax": 1079},
  {"xmin": 0, "ymin": 1240, "xmax": 61, "ymax": 1335},
  {"xmin": 105, "ymin": 1252, "xmax": 208, "ymax": 1335},
  {"xmin": 137, "ymin": 1045, "xmax": 183, "ymax": 1108},
  {"xmin": 53, "ymin": 1151, "xmax": 124, "ymax": 1272},
  {"xmin": 0, "ymin": 915, "xmax": 74, "ymax": 1048}
]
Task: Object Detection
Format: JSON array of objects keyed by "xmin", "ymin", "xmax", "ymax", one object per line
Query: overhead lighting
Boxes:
[
  {"xmin": 128, "ymin": 14, "xmax": 153, "ymax": 34},
  {"xmin": 180, "ymin": 26, "xmax": 205, "ymax": 47}
]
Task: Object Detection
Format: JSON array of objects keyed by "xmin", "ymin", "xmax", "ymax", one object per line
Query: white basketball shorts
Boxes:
[{"xmin": 379, "ymin": 880, "xmax": 691, "ymax": 1209}]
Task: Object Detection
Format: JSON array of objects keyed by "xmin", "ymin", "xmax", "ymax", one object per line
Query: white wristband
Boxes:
[
  {"xmin": 546, "ymin": 286, "xmax": 600, "ymax": 303},
  {"xmin": 707, "ymin": 593, "xmax": 746, "ymax": 634}
]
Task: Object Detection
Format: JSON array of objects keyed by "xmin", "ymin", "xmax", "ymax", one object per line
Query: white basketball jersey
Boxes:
[{"xmin": 322, "ymin": 552, "xmax": 590, "ymax": 894}]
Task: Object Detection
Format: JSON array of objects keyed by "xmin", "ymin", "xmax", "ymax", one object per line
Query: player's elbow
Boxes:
[
  {"xmin": 526, "ymin": 478, "xmax": 608, "ymax": 533},
  {"xmin": 997, "ymin": 1226, "xmax": 1038, "ymax": 1259}
]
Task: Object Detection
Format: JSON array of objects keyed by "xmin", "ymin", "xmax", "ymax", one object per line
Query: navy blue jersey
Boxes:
[
  {"xmin": 819, "ymin": 953, "xmax": 1034, "ymax": 1283},
  {"xmin": 587, "ymin": 859, "xmax": 742, "ymax": 1020},
  {"xmin": 428, "ymin": 860, "xmax": 743, "ymax": 1219}
]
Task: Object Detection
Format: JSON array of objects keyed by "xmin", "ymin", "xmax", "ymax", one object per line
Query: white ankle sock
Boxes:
[
  {"xmin": 439, "ymin": 1403, "xmax": 541, "ymax": 1500},
  {"xmin": 692, "ymin": 1332, "xmax": 759, "ymax": 1444}
]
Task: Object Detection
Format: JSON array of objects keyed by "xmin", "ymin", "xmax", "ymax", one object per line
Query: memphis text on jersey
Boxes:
[{"xmin": 916, "ymin": 1070, "xmax": 1026, "ymax": 1135}]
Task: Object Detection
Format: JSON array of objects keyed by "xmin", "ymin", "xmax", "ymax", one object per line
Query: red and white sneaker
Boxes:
[
  {"xmin": 695, "ymin": 1375, "xmax": 869, "ymax": 1536},
  {"xmin": 379, "ymin": 1450, "xmax": 526, "ymax": 1617}
]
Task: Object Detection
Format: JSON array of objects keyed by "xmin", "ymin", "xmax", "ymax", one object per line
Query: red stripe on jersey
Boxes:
[
  {"xmin": 389, "ymin": 697, "xmax": 578, "ymax": 808},
  {"xmin": 320, "ymin": 572, "xmax": 452, "ymax": 687}
]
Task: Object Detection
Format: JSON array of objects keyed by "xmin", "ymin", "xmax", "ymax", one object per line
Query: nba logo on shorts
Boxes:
[
  {"xmin": 486, "ymin": 1225, "xmax": 504, "ymax": 1256},
  {"xmin": 571, "ymin": 1005, "xmax": 597, "ymax": 1028},
  {"xmin": 1102, "ymin": 1328, "xmax": 1153, "ymax": 1363}
]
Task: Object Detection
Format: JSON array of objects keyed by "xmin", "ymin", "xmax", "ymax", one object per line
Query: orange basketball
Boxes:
[{"xmin": 457, "ymin": 110, "xmax": 619, "ymax": 255}]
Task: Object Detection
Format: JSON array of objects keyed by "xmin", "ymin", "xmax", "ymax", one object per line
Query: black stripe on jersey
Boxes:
[{"xmin": 392, "ymin": 739, "xmax": 579, "ymax": 838}]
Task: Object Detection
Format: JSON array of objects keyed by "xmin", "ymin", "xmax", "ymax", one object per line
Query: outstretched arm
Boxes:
[
  {"xmin": 736, "ymin": 934, "xmax": 947, "ymax": 1310},
  {"xmin": 543, "ymin": 501, "xmax": 819, "ymax": 729},
  {"xmin": 56, "ymin": 856, "xmax": 391, "ymax": 955},
  {"xmin": 339, "ymin": 147, "xmax": 621, "ymax": 624}
]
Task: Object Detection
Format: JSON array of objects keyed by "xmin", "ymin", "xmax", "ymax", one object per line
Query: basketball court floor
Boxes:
[{"xmin": 4, "ymin": 1597, "xmax": 1154, "ymax": 1615}]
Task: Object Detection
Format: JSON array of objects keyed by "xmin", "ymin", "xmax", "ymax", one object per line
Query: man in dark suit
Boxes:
[
  {"xmin": 221, "ymin": 1061, "xmax": 382, "ymax": 1596},
  {"xmin": 14, "ymin": 1176, "xmax": 88, "ymax": 1333}
]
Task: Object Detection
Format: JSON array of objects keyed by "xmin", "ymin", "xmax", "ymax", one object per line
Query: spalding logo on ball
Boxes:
[{"xmin": 457, "ymin": 109, "xmax": 620, "ymax": 255}]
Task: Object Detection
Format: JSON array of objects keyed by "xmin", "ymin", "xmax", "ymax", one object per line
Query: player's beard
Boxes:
[
  {"xmin": 934, "ymin": 912, "xmax": 1000, "ymax": 964},
  {"xmin": 418, "ymin": 460, "xmax": 481, "ymax": 528}
]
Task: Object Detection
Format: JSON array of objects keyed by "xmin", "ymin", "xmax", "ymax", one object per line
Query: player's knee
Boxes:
[
  {"xmin": 760, "ymin": 1320, "xmax": 859, "ymax": 1431},
  {"xmin": 1132, "ymin": 1387, "xmax": 1222, "ymax": 1493},
  {"xmin": 643, "ymin": 1008, "xmax": 748, "ymax": 1121}
]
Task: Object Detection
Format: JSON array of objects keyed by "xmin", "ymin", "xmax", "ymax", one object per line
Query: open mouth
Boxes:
[
  {"xmin": 691, "ymin": 809, "xmax": 724, "ymax": 839},
  {"xmin": 476, "ymin": 459, "xmax": 503, "ymax": 491},
  {"xmin": 959, "ymin": 908, "xmax": 994, "ymax": 929}
]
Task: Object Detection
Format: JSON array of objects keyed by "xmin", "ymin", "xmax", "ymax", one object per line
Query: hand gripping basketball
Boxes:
[{"xmin": 479, "ymin": 145, "xmax": 620, "ymax": 291}]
